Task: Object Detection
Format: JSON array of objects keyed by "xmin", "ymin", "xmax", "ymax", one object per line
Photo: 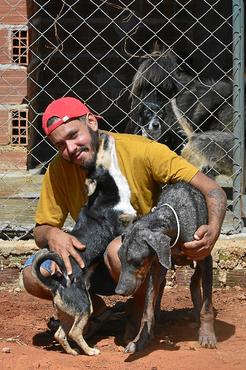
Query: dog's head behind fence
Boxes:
[{"xmin": 126, "ymin": 50, "xmax": 192, "ymax": 151}]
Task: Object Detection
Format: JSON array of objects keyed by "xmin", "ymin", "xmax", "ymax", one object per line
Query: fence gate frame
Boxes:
[{"xmin": 232, "ymin": 0, "xmax": 245, "ymax": 232}]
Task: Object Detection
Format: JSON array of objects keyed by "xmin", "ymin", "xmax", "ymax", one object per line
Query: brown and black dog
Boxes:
[
  {"xmin": 171, "ymin": 98, "xmax": 234, "ymax": 178},
  {"xmin": 32, "ymin": 134, "xmax": 136, "ymax": 356},
  {"xmin": 116, "ymin": 182, "xmax": 216, "ymax": 353}
]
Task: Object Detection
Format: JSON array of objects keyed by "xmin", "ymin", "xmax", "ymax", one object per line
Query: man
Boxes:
[{"xmin": 22, "ymin": 96, "xmax": 227, "ymax": 322}]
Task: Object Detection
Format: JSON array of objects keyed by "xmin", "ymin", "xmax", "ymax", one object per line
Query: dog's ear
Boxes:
[
  {"xmin": 85, "ymin": 178, "xmax": 97, "ymax": 196},
  {"xmin": 142, "ymin": 230, "xmax": 172, "ymax": 269}
]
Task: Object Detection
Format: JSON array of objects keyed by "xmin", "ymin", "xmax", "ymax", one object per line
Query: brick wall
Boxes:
[
  {"xmin": 0, "ymin": 0, "xmax": 28, "ymax": 171},
  {"xmin": 0, "ymin": 0, "xmax": 27, "ymax": 25}
]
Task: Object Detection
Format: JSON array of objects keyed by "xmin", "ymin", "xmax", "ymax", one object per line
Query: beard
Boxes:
[{"xmin": 81, "ymin": 127, "xmax": 99, "ymax": 173}]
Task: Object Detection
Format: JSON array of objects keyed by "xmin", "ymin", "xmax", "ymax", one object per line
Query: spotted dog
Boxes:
[
  {"xmin": 32, "ymin": 133, "xmax": 136, "ymax": 356},
  {"xmin": 116, "ymin": 182, "xmax": 216, "ymax": 353}
]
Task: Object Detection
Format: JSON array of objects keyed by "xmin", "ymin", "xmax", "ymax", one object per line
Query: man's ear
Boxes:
[
  {"xmin": 142, "ymin": 230, "xmax": 172, "ymax": 269},
  {"xmin": 86, "ymin": 113, "xmax": 98, "ymax": 132}
]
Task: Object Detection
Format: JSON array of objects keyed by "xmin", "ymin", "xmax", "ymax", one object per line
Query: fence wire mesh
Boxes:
[{"xmin": 0, "ymin": 0, "xmax": 245, "ymax": 239}]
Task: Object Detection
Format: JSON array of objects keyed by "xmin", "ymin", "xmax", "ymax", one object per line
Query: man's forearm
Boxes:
[
  {"xmin": 33, "ymin": 224, "xmax": 60, "ymax": 248},
  {"xmin": 206, "ymin": 187, "xmax": 227, "ymax": 231},
  {"xmin": 190, "ymin": 171, "xmax": 227, "ymax": 232}
]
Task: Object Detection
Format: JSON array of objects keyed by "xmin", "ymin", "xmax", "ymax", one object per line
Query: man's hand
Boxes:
[
  {"xmin": 47, "ymin": 227, "xmax": 85, "ymax": 275},
  {"xmin": 185, "ymin": 171, "xmax": 227, "ymax": 261},
  {"xmin": 34, "ymin": 225, "xmax": 85, "ymax": 275},
  {"xmin": 182, "ymin": 224, "xmax": 219, "ymax": 261}
]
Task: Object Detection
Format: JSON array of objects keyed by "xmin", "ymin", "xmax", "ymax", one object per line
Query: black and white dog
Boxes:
[
  {"xmin": 125, "ymin": 43, "xmax": 235, "ymax": 156},
  {"xmin": 32, "ymin": 134, "xmax": 136, "ymax": 356}
]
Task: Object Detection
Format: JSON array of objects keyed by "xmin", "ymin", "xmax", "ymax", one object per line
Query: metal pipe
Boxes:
[{"xmin": 232, "ymin": 0, "xmax": 245, "ymax": 232}]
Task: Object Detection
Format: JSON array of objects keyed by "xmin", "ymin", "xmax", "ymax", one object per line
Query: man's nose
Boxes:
[{"xmin": 65, "ymin": 140, "xmax": 76, "ymax": 153}]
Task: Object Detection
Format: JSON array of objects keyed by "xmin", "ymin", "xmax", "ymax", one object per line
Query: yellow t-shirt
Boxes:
[{"xmin": 35, "ymin": 132, "xmax": 199, "ymax": 227}]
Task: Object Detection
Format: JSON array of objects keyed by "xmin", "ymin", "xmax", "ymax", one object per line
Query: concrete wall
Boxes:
[{"xmin": 0, "ymin": 236, "xmax": 245, "ymax": 288}]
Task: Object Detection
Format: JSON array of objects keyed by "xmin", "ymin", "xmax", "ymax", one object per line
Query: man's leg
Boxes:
[
  {"xmin": 22, "ymin": 256, "xmax": 53, "ymax": 300},
  {"xmin": 104, "ymin": 237, "xmax": 147, "ymax": 342},
  {"xmin": 103, "ymin": 236, "xmax": 122, "ymax": 283}
]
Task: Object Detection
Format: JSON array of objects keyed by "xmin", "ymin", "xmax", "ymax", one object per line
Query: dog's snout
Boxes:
[
  {"xmin": 116, "ymin": 273, "xmax": 140, "ymax": 296},
  {"xmin": 149, "ymin": 118, "xmax": 161, "ymax": 131},
  {"xmin": 152, "ymin": 121, "xmax": 160, "ymax": 129},
  {"xmin": 115, "ymin": 278, "xmax": 130, "ymax": 296},
  {"xmin": 115, "ymin": 287, "xmax": 129, "ymax": 296}
]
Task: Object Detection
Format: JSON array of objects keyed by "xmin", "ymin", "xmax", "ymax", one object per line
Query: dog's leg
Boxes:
[
  {"xmin": 54, "ymin": 324, "xmax": 79, "ymax": 356},
  {"xmin": 190, "ymin": 263, "xmax": 202, "ymax": 322},
  {"xmin": 199, "ymin": 255, "xmax": 217, "ymax": 348},
  {"xmin": 69, "ymin": 313, "xmax": 101, "ymax": 356},
  {"xmin": 86, "ymin": 301, "xmax": 125, "ymax": 339},
  {"xmin": 154, "ymin": 266, "xmax": 167, "ymax": 320},
  {"xmin": 53, "ymin": 307, "xmax": 79, "ymax": 356},
  {"xmin": 124, "ymin": 259, "xmax": 160, "ymax": 353}
]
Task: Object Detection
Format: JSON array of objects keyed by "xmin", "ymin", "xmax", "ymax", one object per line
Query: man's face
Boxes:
[{"xmin": 48, "ymin": 114, "xmax": 99, "ymax": 170}]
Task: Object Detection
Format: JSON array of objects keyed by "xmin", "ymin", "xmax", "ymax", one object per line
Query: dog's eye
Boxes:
[
  {"xmin": 132, "ymin": 261, "xmax": 141, "ymax": 268},
  {"xmin": 129, "ymin": 258, "xmax": 141, "ymax": 269}
]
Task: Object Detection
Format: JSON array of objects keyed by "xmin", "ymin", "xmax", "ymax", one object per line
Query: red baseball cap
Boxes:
[{"xmin": 42, "ymin": 96, "xmax": 102, "ymax": 135}]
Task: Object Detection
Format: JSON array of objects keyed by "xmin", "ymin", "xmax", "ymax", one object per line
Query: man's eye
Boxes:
[
  {"xmin": 70, "ymin": 132, "xmax": 77, "ymax": 140},
  {"xmin": 56, "ymin": 143, "xmax": 65, "ymax": 151}
]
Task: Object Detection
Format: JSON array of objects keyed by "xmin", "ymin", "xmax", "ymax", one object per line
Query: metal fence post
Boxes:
[{"xmin": 232, "ymin": 0, "xmax": 245, "ymax": 232}]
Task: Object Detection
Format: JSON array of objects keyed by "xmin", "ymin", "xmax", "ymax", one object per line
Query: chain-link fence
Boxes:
[{"xmin": 0, "ymin": 0, "xmax": 245, "ymax": 239}]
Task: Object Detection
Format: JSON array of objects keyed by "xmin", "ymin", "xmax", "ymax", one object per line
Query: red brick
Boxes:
[
  {"xmin": 0, "ymin": 0, "xmax": 27, "ymax": 25},
  {"xmin": 0, "ymin": 110, "xmax": 11, "ymax": 145},
  {"xmin": 0, "ymin": 68, "xmax": 27, "ymax": 104},
  {"xmin": 0, "ymin": 29, "xmax": 11, "ymax": 63},
  {"xmin": 0, "ymin": 148, "xmax": 27, "ymax": 171}
]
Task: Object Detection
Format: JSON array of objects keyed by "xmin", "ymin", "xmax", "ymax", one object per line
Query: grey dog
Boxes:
[{"xmin": 116, "ymin": 182, "xmax": 216, "ymax": 353}]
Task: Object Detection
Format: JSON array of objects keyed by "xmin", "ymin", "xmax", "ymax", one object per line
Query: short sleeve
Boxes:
[{"xmin": 145, "ymin": 141, "xmax": 199, "ymax": 184}]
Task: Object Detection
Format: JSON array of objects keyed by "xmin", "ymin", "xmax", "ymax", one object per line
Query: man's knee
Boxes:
[
  {"xmin": 104, "ymin": 237, "xmax": 122, "ymax": 282},
  {"xmin": 22, "ymin": 265, "xmax": 52, "ymax": 300}
]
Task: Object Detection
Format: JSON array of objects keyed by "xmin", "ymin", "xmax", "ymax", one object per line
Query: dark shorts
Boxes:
[{"xmin": 23, "ymin": 253, "xmax": 117, "ymax": 296}]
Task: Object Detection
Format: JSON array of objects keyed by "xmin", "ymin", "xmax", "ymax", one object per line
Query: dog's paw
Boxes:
[
  {"xmin": 199, "ymin": 332, "xmax": 217, "ymax": 349},
  {"xmin": 199, "ymin": 322, "xmax": 217, "ymax": 349},
  {"xmin": 124, "ymin": 341, "xmax": 137, "ymax": 353},
  {"xmin": 86, "ymin": 347, "xmax": 101, "ymax": 356},
  {"xmin": 67, "ymin": 348, "xmax": 80, "ymax": 356},
  {"xmin": 124, "ymin": 338, "xmax": 151, "ymax": 353}
]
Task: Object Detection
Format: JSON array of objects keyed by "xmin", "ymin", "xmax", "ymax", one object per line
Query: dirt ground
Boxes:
[{"xmin": 0, "ymin": 283, "xmax": 245, "ymax": 370}]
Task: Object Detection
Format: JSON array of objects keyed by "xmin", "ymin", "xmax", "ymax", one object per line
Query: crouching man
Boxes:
[{"xmin": 22, "ymin": 96, "xmax": 227, "ymax": 333}]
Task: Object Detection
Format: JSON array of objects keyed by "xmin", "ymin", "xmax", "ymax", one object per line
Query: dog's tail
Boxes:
[
  {"xmin": 32, "ymin": 248, "xmax": 68, "ymax": 293},
  {"xmin": 171, "ymin": 98, "xmax": 193, "ymax": 139}
]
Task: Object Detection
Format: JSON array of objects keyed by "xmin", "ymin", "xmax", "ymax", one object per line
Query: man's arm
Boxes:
[
  {"xmin": 34, "ymin": 224, "xmax": 85, "ymax": 275},
  {"xmin": 182, "ymin": 171, "xmax": 227, "ymax": 261}
]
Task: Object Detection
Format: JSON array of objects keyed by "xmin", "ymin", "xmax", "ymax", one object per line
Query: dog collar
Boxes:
[{"xmin": 151, "ymin": 203, "xmax": 180, "ymax": 248}]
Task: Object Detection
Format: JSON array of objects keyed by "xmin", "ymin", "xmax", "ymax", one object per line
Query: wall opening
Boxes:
[
  {"xmin": 12, "ymin": 29, "xmax": 28, "ymax": 65},
  {"xmin": 11, "ymin": 110, "xmax": 28, "ymax": 145}
]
